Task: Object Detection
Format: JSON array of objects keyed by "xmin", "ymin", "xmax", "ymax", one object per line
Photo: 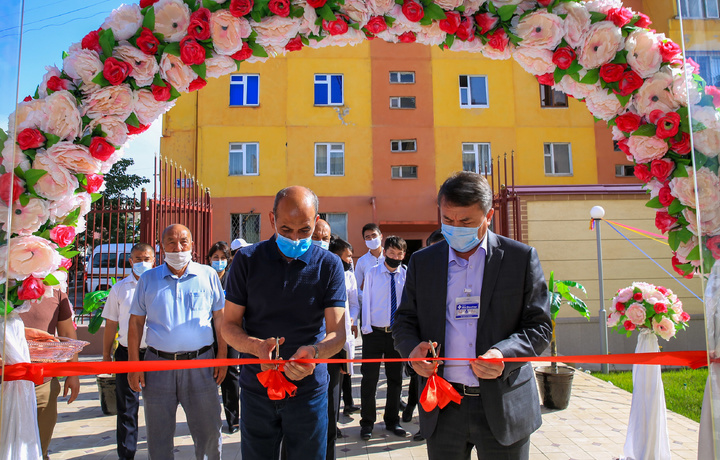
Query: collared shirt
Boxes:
[
  {"xmin": 225, "ymin": 235, "xmax": 346, "ymax": 397},
  {"xmin": 343, "ymin": 270, "xmax": 359, "ymax": 366},
  {"xmin": 102, "ymin": 275, "xmax": 147, "ymax": 348},
  {"xmin": 129, "ymin": 261, "xmax": 225, "ymax": 353},
  {"xmin": 360, "ymin": 262, "xmax": 406, "ymax": 335},
  {"xmin": 355, "ymin": 249, "xmax": 384, "ymax": 304},
  {"xmin": 444, "ymin": 237, "xmax": 488, "ymax": 387}
]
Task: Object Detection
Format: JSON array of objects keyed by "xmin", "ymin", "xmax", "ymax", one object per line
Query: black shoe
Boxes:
[
  {"xmin": 336, "ymin": 427, "xmax": 345, "ymax": 439},
  {"xmin": 343, "ymin": 404, "xmax": 360, "ymax": 415},
  {"xmin": 360, "ymin": 426, "xmax": 372, "ymax": 440},
  {"xmin": 227, "ymin": 425, "xmax": 239, "ymax": 434},
  {"xmin": 385, "ymin": 424, "xmax": 409, "ymax": 437},
  {"xmin": 413, "ymin": 431, "xmax": 424, "ymax": 442},
  {"xmin": 399, "ymin": 400, "xmax": 407, "ymax": 410},
  {"xmin": 401, "ymin": 405, "xmax": 415, "ymax": 423}
]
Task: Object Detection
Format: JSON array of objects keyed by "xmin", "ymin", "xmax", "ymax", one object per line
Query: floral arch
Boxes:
[{"xmin": 1, "ymin": 0, "xmax": 719, "ymax": 312}]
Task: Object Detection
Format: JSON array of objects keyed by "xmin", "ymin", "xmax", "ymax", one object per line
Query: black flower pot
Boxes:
[
  {"xmin": 97, "ymin": 375, "xmax": 117, "ymax": 416},
  {"xmin": 535, "ymin": 366, "xmax": 575, "ymax": 410}
]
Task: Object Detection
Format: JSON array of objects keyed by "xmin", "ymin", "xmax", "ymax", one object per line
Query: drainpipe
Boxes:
[{"xmin": 370, "ymin": 197, "xmax": 377, "ymax": 224}]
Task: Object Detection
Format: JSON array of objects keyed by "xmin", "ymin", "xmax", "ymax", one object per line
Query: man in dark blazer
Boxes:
[{"xmin": 393, "ymin": 171, "xmax": 551, "ymax": 459}]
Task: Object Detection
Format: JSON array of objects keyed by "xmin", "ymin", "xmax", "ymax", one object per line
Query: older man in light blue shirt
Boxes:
[{"xmin": 128, "ymin": 224, "xmax": 227, "ymax": 460}]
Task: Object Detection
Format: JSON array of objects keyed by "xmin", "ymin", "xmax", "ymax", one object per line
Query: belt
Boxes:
[
  {"xmin": 117, "ymin": 345, "xmax": 147, "ymax": 352},
  {"xmin": 148, "ymin": 345, "xmax": 212, "ymax": 360},
  {"xmin": 372, "ymin": 326, "xmax": 392, "ymax": 333},
  {"xmin": 450, "ymin": 382, "xmax": 482, "ymax": 397}
]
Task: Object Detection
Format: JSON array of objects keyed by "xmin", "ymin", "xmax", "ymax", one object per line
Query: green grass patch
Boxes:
[{"xmin": 592, "ymin": 368, "xmax": 707, "ymax": 422}]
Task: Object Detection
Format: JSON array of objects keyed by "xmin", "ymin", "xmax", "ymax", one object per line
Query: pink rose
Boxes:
[
  {"xmin": 102, "ymin": 4, "xmax": 143, "ymax": 41},
  {"xmin": 615, "ymin": 287, "xmax": 633, "ymax": 303},
  {"xmin": 2, "ymin": 139, "xmax": 31, "ymax": 172},
  {"xmin": 513, "ymin": 11, "xmax": 564, "ymax": 50},
  {"xmin": 32, "ymin": 151, "xmax": 80, "ymax": 201},
  {"xmin": 433, "ymin": 0, "xmax": 462, "ymax": 10},
  {"xmin": 154, "ymin": 0, "xmax": 191, "ymax": 42},
  {"xmin": 474, "ymin": 13, "xmax": 498, "ymax": 35},
  {"xmin": 49, "ymin": 192, "xmax": 92, "ymax": 225},
  {"xmin": 211, "ymin": 10, "xmax": 251, "ymax": 56},
  {"xmin": 585, "ymin": 88, "xmax": 624, "ymax": 121},
  {"xmin": 83, "ymin": 84, "xmax": 135, "ymax": 120},
  {"xmin": 634, "ymin": 73, "xmax": 678, "ymax": 118},
  {"xmin": 691, "ymin": 106, "xmax": 720, "ymax": 158},
  {"xmin": 625, "ymin": 30, "xmax": 662, "ymax": 79},
  {"xmin": 606, "ymin": 7, "xmax": 633, "ymax": 27},
  {"xmin": 84, "ymin": 174, "xmax": 105, "ymax": 194},
  {"xmin": 623, "ymin": 320, "xmax": 636, "ymax": 331},
  {"xmin": 0, "ymin": 197, "xmax": 49, "ymax": 235},
  {"xmin": 652, "ymin": 317, "xmax": 676, "ymax": 341},
  {"xmin": 60, "ymin": 257, "xmax": 73, "ymax": 270},
  {"xmin": 626, "ymin": 303, "xmax": 647, "ymax": 326},
  {"xmin": 87, "ymin": 116, "xmax": 129, "ymax": 147},
  {"xmin": 578, "ymin": 22, "xmax": 624, "ymax": 69},
  {"xmin": 63, "ymin": 49, "xmax": 103, "ymax": 86},
  {"xmin": 205, "ymin": 54, "xmax": 238, "ymax": 79},
  {"xmin": 513, "ymin": 47, "xmax": 555, "ymax": 76},
  {"xmin": 8, "ymin": 98, "xmax": 46, "ymax": 135},
  {"xmin": 251, "ymin": 16, "xmax": 301, "ymax": 52},
  {"xmin": 341, "ymin": 0, "xmax": 370, "ymax": 25},
  {"xmin": 653, "ymin": 302, "xmax": 668, "ymax": 314},
  {"xmin": 627, "ymin": 135, "xmax": 668, "ymax": 163},
  {"xmin": 46, "ymin": 142, "xmax": 101, "ymax": 175},
  {"xmin": 607, "ymin": 311, "xmax": 622, "ymax": 327},
  {"xmin": 670, "ymin": 167, "xmax": 720, "ymax": 213},
  {"xmin": 39, "ymin": 91, "xmax": 83, "ymax": 142},
  {"xmin": 18, "ymin": 276, "xmax": 46, "ymax": 301},
  {"xmin": 7, "ymin": 235, "xmax": 61, "ymax": 280},
  {"xmin": 113, "ymin": 42, "xmax": 160, "ymax": 87},
  {"xmin": 650, "ymin": 158, "xmax": 674, "ymax": 182},
  {"xmin": 655, "ymin": 210, "xmax": 677, "ymax": 234},
  {"xmin": 39, "ymin": 66, "xmax": 65, "ymax": 98},
  {"xmin": 160, "ymin": 53, "xmax": 198, "ymax": 93},
  {"xmin": 49, "ymin": 225, "xmax": 76, "ymax": 247},
  {"xmin": 134, "ymin": 89, "xmax": 175, "ymax": 125},
  {"xmin": 562, "ymin": 2, "xmax": 591, "ymax": 48}
]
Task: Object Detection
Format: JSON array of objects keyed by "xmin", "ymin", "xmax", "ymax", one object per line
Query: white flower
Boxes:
[
  {"xmin": 625, "ymin": 30, "xmax": 662, "ymax": 79},
  {"xmin": 513, "ymin": 47, "xmax": 555, "ymax": 76},
  {"xmin": 63, "ymin": 49, "xmax": 103, "ymax": 86},
  {"xmin": 585, "ymin": 88, "xmax": 624, "ymax": 120},
  {"xmin": 102, "ymin": 4, "xmax": 143, "ymax": 41},
  {"xmin": 154, "ymin": 0, "xmax": 191, "ymax": 43},
  {"xmin": 113, "ymin": 41, "xmax": 160, "ymax": 87}
]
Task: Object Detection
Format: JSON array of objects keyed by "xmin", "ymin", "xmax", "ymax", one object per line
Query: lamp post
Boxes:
[{"xmin": 591, "ymin": 206, "xmax": 610, "ymax": 374}]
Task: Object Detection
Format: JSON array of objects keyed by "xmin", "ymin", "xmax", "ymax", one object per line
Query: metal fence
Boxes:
[{"xmin": 489, "ymin": 152, "xmax": 522, "ymax": 242}]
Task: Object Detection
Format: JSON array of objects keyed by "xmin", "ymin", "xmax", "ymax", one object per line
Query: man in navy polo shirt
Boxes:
[{"xmin": 223, "ymin": 186, "xmax": 347, "ymax": 460}]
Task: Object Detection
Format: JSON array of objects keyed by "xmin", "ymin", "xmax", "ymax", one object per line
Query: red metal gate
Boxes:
[{"xmin": 489, "ymin": 152, "xmax": 522, "ymax": 242}]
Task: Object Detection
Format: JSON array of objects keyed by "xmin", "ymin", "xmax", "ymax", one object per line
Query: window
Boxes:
[
  {"xmin": 685, "ymin": 51, "xmax": 720, "ymax": 86},
  {"xmin": 319, "ymin": 212, "xmax": 348, "ymax": 240},
  {"xmin": 315, "ymin": 143, "xmax": 344, "ymax": 176},
  {"xmin": 613, "ymin": 140, "xmax": 623, "ymax": 152},
  {"xmin": 391, "ymin": 165, "xmax": 418, "ymax": 179},
  {"xmin": 228, "ymin": 143, "xmax": 259, "ymax": 176},
  {"xmin": 462, "ymin": 143, "xmax": 492, "ymax": 175},
  {"xmin": 391, "ymin": 139, "xmax": 417, "ymax": 152},
  {"xmin": 544, "ymin": 143, "xmax": 573, "ymax": 175},
  {"xmin": 314, "ymin": 74, "xmax": 343, "ymax": 106},
  {"xmin": 231, "ymin": 213, "xmax": 261, "ymax": 243},
  {"xmin": 390, "ymin": 96, "xmax": 416, "ymax": 109},
  {"xmin": 229, "ymin": 74, "xmax": 259, "ymax": 106},
  {"xmin": 539, "ymin": 84, "xmax": 568, "ymax": 108},
  {"xmin": 459, "ymin": 75, "xmax": 489, "ymax": 108},
  {"xmin": 678, "ymin": 0, "xmax": 719, "ymax": 19},
  {"xmin": 389, "ymin": 71, "xmax": 415, "ymax": 84},
  {"xmin": 615, "ymin": 165, "xmax": 635, "ymax": 177}
]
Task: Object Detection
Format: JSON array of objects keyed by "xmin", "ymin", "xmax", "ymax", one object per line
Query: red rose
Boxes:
[
  {"xmin": 152, "ymin": 82, "xmax": 172, "ymax": 101},
  {"xmin": 633, "ymin": 292, "xmax": 643, "ymax": 301},
  {"xmin": 140, "ymin": 0, "xmax": 159, "ymax": 7},
  {"xmin": 322, "ymin": 15, "xmax": 349, "ymax": 36},
  {"xmin": 0, "ymin": 173, "xmax": 24, "ymax": 205},
  {"xmin": 623, "ymin": 320, "xmax": 636, "ymax": 331},
  {"xmin": 657, "ymin": 286, "xmax": 669, "ymax": 295},
  {"xmin": 136, "ymin": 27, "xmax": 160, "ymax": 55},
  {"xmin": 17, "ymin": 128, "xmax": 46, "ymax": 150},
  {"xmin": 285, "ymin": 36, "xmax": 304, "ymax": 52},
  {"xmin": 617, "ymin": 138, "xmax": 631, "ymax": 157},
  {"xmin": 180, "ymin": 37, "xmax": 206, "ymax": 66},
  {"xmin": 487, "ymin": 28, "xmax": 508, "ymax": 51},
  {"xmin": 615, "ymin": 302, "xmax": 625, "ymax": 313},
  {"xmin": 269, "ymin": 0, "xmax": 290, "ymax": 17},
  {"xmin": 47, "ymin": 76, "xmax": 69, "ymax": 92},
  {"xmin": 402, "ymin": 0, "xmax": 424, "ymax": 22},
  {"xmin": 439, "ymin": 11, "xmax": 461, "ymax": 35},
  {"xmin": 616, "ymin": 70, "xmax": 643, "ymax": 96},
  {"xmin": 230, "ymin": 0, "xmax": 254, "ymax": 16},
  {"xmin": 307, "ymin": 0, "xmax": 327, "ymax": 7},
  {"xmin": 606, "ymin": 7, "xmax": 633, "ymax": 27},
  {"xmin": 706, "ymin": 85, "xmax": 720, "ymax": 107},
  {"xmin": 188, "ymin": 77, "xmax": 207, "ymax": 92},
  {"xmin": 614, "ymin": 112, "xmax": 641, "ymax": 133},
  {"xmin": 23, "ymin": 95, "xmax": 32, "ymax": 102},
  {"xmin": 672, "ymin": 255, "xmax": 694, "ymax": 279},
  {"xmin": 658, "ymin": 184, "xmax": 674, "ymax": 207},
  {"xmin": 599, "ymin": 63, "xmax": 626, "ymax": 83},
  {"xmin": 680, "ymin": 311, "xmax": 691, "ymax": 322},
  {"xmin": 552, "ymin": 47, "xmax": 576, "ymax": 70},
  {"xmin": 707, "ymin": 235, "xmax": 720, "ymax": 260},
  {"xmin": 653, "ymin": 302, "xmax": 667, "ymax": 314},
  {"xmin": 455, "ymin": 17, "xmax": 476, "ymax": 42},
  {"xmin": 398, "ymin": 31, "xmax": 416, "ymax": 43},
  {"xmin": 536, "ymin": 0, "xmax": 553, "ymax": 6},
  {"xmin": 81, "ymin": 29, "xmax": 102, "ymax": 54},
  {"xmin": 537, "ymin": 73, "xmax": 554, "ymax": 86},
  {"xmin": 50, "ymin": 225, "xmax": 76, "ymax": 247},
  {"xmin": 188, "ymin": 8, "xmax": 211, "ymax": 41},
  {"xmin": 231, "ymin": 42, "xmax": 253, "ymax": 61},
  {"xmin": 84, "ymin": 173, "xmax": 105, "ymax": 193},
  {"xmin": 669, "ymin": 132, "xmax": 691, "ymax": 155},
  {"xmin": 648, "ymin": 109, "xmax": 664, "ymax": 125},
  {"xmin": 60, "ymin": 257, "xmax": 73, "ymax": 270},
  {"xmin": 633, "ymin": 163, "xmax": 652, "ymax": 182},
  {"xmin": 659, "ymin": 40, "xmax": 681, "ymax": 62},
  {"xmin": 18, "ymin": 277, "xmax": 46, "ymax": 301},
  {"xmin": 103, "ymin": 57, "xmax": 132, "ymax": 86},
  {"xmin": 89, "ymin": 137, "xmax": 116, "ymax": 161},
  {"xmin": 635, "ymin": 13, "xmax": 651, "ymax": 28},
  {"xmin": 656, "ymin": 111, "xmax": 681, "ymax": 139},
  {"xmin": 655, "ymin": 210, "xmax": 678, "ymax": 234},
  {"xmin": 365, "ymin": 16, "xmax": 387, "ymax": 35},
  {"xmin": 474, "ymin": 13, "xmax": 498, "ymax": 35},
  {"xmin": 127, "ymin": 123, "xmax": 150, "ymax": 135}
]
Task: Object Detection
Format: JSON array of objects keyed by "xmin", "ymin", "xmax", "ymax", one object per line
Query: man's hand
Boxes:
[
  {"xmin": 63, "ymin": 376, "xmax": 80, "ymax": 404},
  {"xmin": 284, "ymin": 346, "xmax": 316, "ymax": 381},
  {"xmin": 214, "ymin": 365, "xmax": 228, "ymax": 385},
  {"xmin": 24, "ymin": 328, "xmax": 58, "ymax": 342},
  {"xmin": 259, "ymin": 337, "xmax": 285, "ymax": 372},
  {"xmin": 470, "ymin": 348, "xmax": 504, "ymax": 380},
  {"xmin": 128, "ymin": 372, "xmax": 145, "ymax": 392},
  {"xmin": 351, "ymin": 325, "xmax": 358, "ymax": 338},
  {"xmin": 409, "ymin": 342, "xmax": 441, "ymax": 378}
]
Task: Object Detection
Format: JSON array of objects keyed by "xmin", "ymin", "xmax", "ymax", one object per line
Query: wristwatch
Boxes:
[{"xmin": 310, "ymin": 344, "xmax": 319, "ymax": 359}]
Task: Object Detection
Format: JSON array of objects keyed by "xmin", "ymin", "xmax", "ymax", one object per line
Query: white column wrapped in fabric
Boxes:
[
  {"xmin": 698, "ymin": 260, "xmax": 720, "ymax": 459},
  {"xmin": 0, "ymin": 311, "xmax": 42, "ymax": 459},
  {"xmin": 623, "ymin": 329, "xmax": 671, "ymax": 460}
]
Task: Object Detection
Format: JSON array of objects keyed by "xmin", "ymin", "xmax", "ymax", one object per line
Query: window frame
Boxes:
[
  {"xmin": 391, "ymin": 165, "xmax": 418, "ymax": 179},
  {"xmin": 318, "ymin": 212, "xmax": 348, "ymax": 240},
  {"xmin": 615, "ymin": 164, "xmax": 635, "ymax": 177},
  {"xmin": 458, "ymin": 75, "xmax": 489, "ymax": 109},
  {"xmin": 539, "ymin": 84, "xmax": 568, "ymax": 108},
  {"xmin": 678, "ymin": 0, "xmax": 719, "ymax": 19},
  {"xmin": 389, "ymin": 71, "xmax": 416, "ymax": 84},
  {"xmin": 390, "ymin": 139, "xmax": 417, "ymax": 152},
  {"xmin": 231, "ymin": 213, "xmax": 261, "ymax": 244},
  {"xmin": 389, "ymin": 96, "xmax": 416, "ymax": 109},
  {"xmin": 229, "ymin": 74, "xmax": 260, "ymax": 107},
  {"xmin": 228, "ymin": 142, "xmax": 260, "ymax": 176},
  {"xmin": 543, "ymin": 143, "xmax": 573, "ymax": 176},
  {"xmin": 314, "ymin": 74, "xmax": 344, "ymax": 106},
  {"xmin": 461, "ymin": 142, "xmax": 492, "ymax": 175},
  {"xmin": 314, "ymin": 142, "xmax": 345, "ymax": 176}
]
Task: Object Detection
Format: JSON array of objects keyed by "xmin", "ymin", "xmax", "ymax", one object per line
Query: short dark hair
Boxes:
[
  {"xmin": 384, "ymin": 235, "xmax": 407, "ymax": 253},
  {"xmin": 131, "ymin": 243, "xmax": 154, "ymax": 255},
  {"xmin": 426, "ymin": 229, "xmax": 444, "ymax": 246},
  {"xmin": 329, "ymin": 237, "xmax": 353, "ymax": 256},
  {"xmin": 361, "ymin": 223, "xmax": 381, "ymax": 238},
  {"xmin": 273, "ymin": 186, "xmax": 319, "ymax": 215},
  {"xmin": 206, "ymin": 241, "xmax": 231, "ymax": 262},
  {"xmin": 437, "ymin": 171, "xmax": 493, "ymax": 213}
]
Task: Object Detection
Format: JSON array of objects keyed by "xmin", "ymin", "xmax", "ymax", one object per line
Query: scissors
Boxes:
[
  {"xmin": 428, "ymin": 340, "xmax": 441, "ymax": 372},
  {"xmin": 274, "ymin": 337, "xmax": 281, "ymax": 369}
]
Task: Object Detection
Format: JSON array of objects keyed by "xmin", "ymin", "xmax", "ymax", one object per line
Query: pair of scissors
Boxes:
[
  {"xmin": 428, "ymin": 341, "xmax": 441, "ymax": 371},
  {"xmin": 274, "ymin": 337, "xmax": 281, "ymax": 369}
]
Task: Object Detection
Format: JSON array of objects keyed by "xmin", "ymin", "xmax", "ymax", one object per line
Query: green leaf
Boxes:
[
  {"xmin": 553, "ymin": 66, "xmax": 566, "ymax": 84},
  {"xmin": 18, "ymin": 194, "xmax": 29, "ymax": 207},
  {"xmin": 668, "ymin": 230, "xmax": 680, "ymax": 251},
  {"xmin": 317, "ymin": 4, "xmax": 338, "ymax": 21},
  {"xmin": 444, "ymin": 33, "xmax": 455, "ymax": 49},
  {"xmin": 645, "ymin": 196, "xmax": 663, "ymax": 209},
  {"xmin": 91, "ymin": 193, "xmax": 103, "ymax": 202},
  {"xmin": 668, "ymin": 199, "xmax": 686, "ymax": 215},
  {"xmin": 487, "ymin": 1, "xmax": 497, "ymax": 14},
  {"xmin": 79, "ymin": 135, "xmax": 92, "ymax": 147},
  {"xmin": 183, "ymin": 0, "xmax": 199, "ymax": 12},
  {"xmin": 497, "ymin": 4, "xmax": 517, "ymax": 21},
  {"xmin": 62, "ymin": 207, "xmax": 82, "ymax": 226},
  {"xmin": 44, "ymin": 132, "xmax": 61, "ymax": 149},
  {"xmin": 191, "ymin": 63, "xmax": 207, "ymax": 80},
  {"xmin": 153, "ymin": 73, "xmax": 165, "ymax": 87},
  {"xmin": 419, "ymin": 16, "xmax": 432, "ymax": 26},
  {"xmin": 13, "ymin": 167, "xmax": 25, "ymax": 180},
  {"xmin": 673, "ymin": 164, "xmax": 688, "ymax": 178},
  {"xmin": 88, "ymin": 311, "xmax": 104, "ymax": 334},
  {"xmin": 579, "ymin": 68, "xmax": 599, "ymax": 85},
  {"xmin": 169, "ymin": 85, "xmax": 181, "ymax": 101},
  {"xmin": 249, "ymin": 42, "xmax": 268, "ymax": 58},
  {"xmin": 164, "ymin": 42, "xmax": 181, "ymax": 57},
  {"xmin": 143, "ymin": 6, "xmax": 156, "ymax": 30},
  {"xmin": 44, "ymin": 273, "xmax": 59, "ymax": 286},
  {"xmin": 98, "ymin": 28, "xmax": 116, "ymax": 60},
  {"xmin": 92, "ymin": 72, "xmax": 111, "ymax": 87},
  {"xmin": 424, "ymin": 3, "xmax": 447, "ymax": 20},
  {"xmin": 678, "ymin": 227, "xmax": 694, "ymax": 244},
  {"xmin": 203, "ymin": 0, "xmax": 224, "ymax": 12},
  {"xmin": 686, "ymin": 244, "xmax": 701, "ymax": 261},
  {"xmin": 589, "ymin": 11, "xmax": 607, "ymax": 23},
  {"xmin": 24, "ymin": 169, "xmax": 47, "ymax": 190},
  {"xmin": 0, "ymin": 128, "xmax": 7, "ymax": 145},
  {"xmin": 632, "ymin": 123, "xmax": 657, "ymax": 137},
  {"xmin": 125, "ymin": 113, "xmax": 140, "ymax": 128},
  {"xmin": 290, "ymin": 5, "xmax": 305, "ymax": 17}
]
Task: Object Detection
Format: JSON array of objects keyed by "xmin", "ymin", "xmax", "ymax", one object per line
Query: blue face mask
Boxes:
[
  {"xmin": 132, "ymin": 261, "xmax": 152, "ymax": 277},
  {"xmin": 312, "ymin": 239, "xmax": 329, "ymax": 250},
  {"xmin": 275, "ymin": 228, "xmax": 313, "ymax": 259},
  {"xmin": 211, "ymin": 260, "xmax": 227, "ymax": 272},
  {"xmin": 442, "ymin": 223, "xmax": 482, "ymax": 253}
]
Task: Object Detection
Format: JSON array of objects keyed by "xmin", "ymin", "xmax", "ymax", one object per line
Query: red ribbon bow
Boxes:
[
  {"xmin": 256, "ymin": 365, "xmax": 297, "ymax": 400},
  {"xmin": 2, "ymin": 362, "xmax": 45, "ymax": 385},
  {"xmin": 419, "ymin": 373, "xmax": 462, "ymax": 412}
]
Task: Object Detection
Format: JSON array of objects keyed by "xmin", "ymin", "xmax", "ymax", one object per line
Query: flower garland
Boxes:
[
  {"xmin": 607, "ymin": 282, "xmax": 689, "ymax": 340},
  {"xmin": 1, "ymin": 0, "xmax": 718, "ymax": 313}
]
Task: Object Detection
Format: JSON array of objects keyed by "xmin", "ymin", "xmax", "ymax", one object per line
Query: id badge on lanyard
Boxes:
[{"xmin": 454, "ymin": 289, "xmax": 480, "ymax": 320}]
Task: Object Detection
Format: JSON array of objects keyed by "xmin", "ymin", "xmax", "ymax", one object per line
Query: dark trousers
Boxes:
[
  {"xmin": 360, "ymin": 330, "xmax": 402, "ymax": 428},
  {"xmin": 221, "ymin": 346, "xmax": 240, "ymax": 429},
  {"xmin": 341, "ymin": 373, "xmax": 354, "ymax": 407},
  {"xmin": 427, "ymin": 395, "xmax": 530, "ymax": 460},
  {"xmin": 114, "ymin": 345, "xmax": 145, "ymax": 460},
  {"xmin": 406, "ymin": 364, "xmax": 419, "ymax": 410},
  {"xmin": 327, "ymin": 359, "xmax": 343, "ymax": 460}
]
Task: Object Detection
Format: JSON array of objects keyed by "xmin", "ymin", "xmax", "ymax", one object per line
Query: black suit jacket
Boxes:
[{"xmin": 393, "ymin": 232, "xmax": 551, "ymax": 446}]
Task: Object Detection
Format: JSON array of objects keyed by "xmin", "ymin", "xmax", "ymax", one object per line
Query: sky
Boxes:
[{"xmin": 0, "ymin": 0, "xmax": 161, "ymax": 197}]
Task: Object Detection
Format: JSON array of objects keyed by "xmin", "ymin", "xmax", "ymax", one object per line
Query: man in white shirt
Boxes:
[
  {"xmin": 102, "ymin": 243, "xmax": 155, "ymax": 460},
  {"xmin": 359, "ymin": 236, "xmax": 408, "ymax": 441},
  {"xmin": 354, "ymin": 223, "xmax": 385, "ymax": 305}
]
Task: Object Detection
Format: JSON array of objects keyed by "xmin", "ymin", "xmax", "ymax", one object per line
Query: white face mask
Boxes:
[
  {"xmin": 132, "ymin": 261, "xmax": 153, "ymax": 277},
  {"xmin": 365, "ymin": 236, "xmax": 382, "ymax": 250},
  {"xmin": 165, "ymin": 250, "xmax": 192, "ymax": 270}
]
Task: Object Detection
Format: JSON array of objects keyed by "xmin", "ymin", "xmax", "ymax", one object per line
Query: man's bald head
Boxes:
[
  {"xmin": 162, "ymin": 224, "xmax": 194, "ymax": 255},
  {"xmin": 312, "ymin": 218, "xmax": 331, "ymax": 243},
  {"xmin": 162, "ymin": 224, "xmax": 193, "ymax": 243},
  {"xmin": 273, "ymin": 186, "xmax": 319, "ymax": 217}
]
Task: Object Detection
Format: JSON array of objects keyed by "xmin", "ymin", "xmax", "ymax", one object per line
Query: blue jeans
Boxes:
[
  {"xmin": 240, "ymin": 388, "xmax": 328, "ymax": 460},
  {"xmin": 143, "ymin": 347, "xmax": 222, "ymax": 460}
]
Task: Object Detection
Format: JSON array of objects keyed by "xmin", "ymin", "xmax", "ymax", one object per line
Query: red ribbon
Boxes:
[
  {"xmin": 256, "ymin": 365, "xmax": 297, "ymax": 400},
  {"xmin": 419, "ymin": 373, "xmax": 462, "ymax": 412}
]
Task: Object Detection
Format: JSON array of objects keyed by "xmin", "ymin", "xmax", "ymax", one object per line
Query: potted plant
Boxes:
[
  {"xmin": 535, "ymin": 271, "xmax": 590, "ymax": 410},
  {"xmin": 82, "ymin": 285, "xmax": 117, "ymax": 416}
]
